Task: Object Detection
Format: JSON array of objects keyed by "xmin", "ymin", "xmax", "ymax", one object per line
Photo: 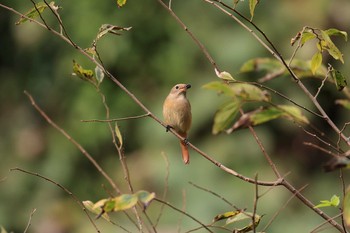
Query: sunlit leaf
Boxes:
[
  {"xmin": 213, "ymin": 210, "xmax": 241, "ymax": 223},
  {"xmin": 113, "ymin": 194, "xmax": 138, "ymax": 211},
  {"xmin": 15, "ymin": 1, "xmax": 55, "ymax": 25},
  {"xmin": 300, "ymin": 31, "xmax": 316, "ymax": 46},
  {"xmin": 344, "ymin": 187, "xmax": 350, "ymax": 227},
  {"xmin": 249, "ymin": 0, "xmax": 259, "ymax": 20},
  {"xmin": 117, "ymin": 0, "xmax": 127, "ymax": 7},
  {"xmin": 72, "ymin": 60, "xmax": 95, "ymax": 84},
  {"xmin": 136, "ymin": 190, "xmax": 156, "ymax": 208},
  {"xmin": 314, "ymin": 195, "xmax": 340, "ymax": 208},
  {"xmin": 214, "ymin": 211, "xmax": 262, "ymax": 233},
  {"xmin": 202, "ymin": 81, "xmax": 235, "ymax": 97},
  {"xmin": 115, "ymin": 123, "xmax": 123, "ymax": 147},
  {"xmin": 310, "ymin": 52, "xmax": 322, "ymax": 75},
  {"xmin": 1, "ymin": 226, "xmax": 8, "ymax": 233},
  {"xmin": 83, "ymin": 200, "xmax": 110, "ymax": 221},
  {"xmin": 321, "ymin": 30, "xmax": 344, "ymax": 63},
  {"xmin": 212, "ymin": 100, "xmax": 240, "ymax": 134},
  {"xmin": 325, "ymin": 28, "xmax": 348, "ymax": 41},
  {"xmin": 335, "ymin": 99, "xmax": 350, "ymax": 110},
  {"xmin": 331, "ymin": 68, "xmax": 347, "ymax": 91},
  {"xmin": 290, "ymin": 59, "xmax": 327, "ymax": 78},
  {"xmin": 217, "ymin": 71, "xmax": 235, "ymax": 81}
]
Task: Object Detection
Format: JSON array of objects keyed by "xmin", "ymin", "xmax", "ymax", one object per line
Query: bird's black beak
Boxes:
[{"xmin": 186, "ymin": 84, "xmax": 191, "ymax": 89}]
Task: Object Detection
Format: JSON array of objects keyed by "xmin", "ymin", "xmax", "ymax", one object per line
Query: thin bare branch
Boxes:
[
  {"xmin": 23, "ymin": 208, "xmax": 36, "ymax": 233},
  {"xmin": 10, "ymin": 167, "xmax": 100, "ymax": 233},
  {"xmin": 23, "ymin": 90, "xmax": 122, "ymax": 194},
  {"xmin": 154, "ymin": 198, "xmax": 214, "ymax": 233},
  {"xmin": 81, "ymin": 113, "xmax": 151, "ymax": 123}
]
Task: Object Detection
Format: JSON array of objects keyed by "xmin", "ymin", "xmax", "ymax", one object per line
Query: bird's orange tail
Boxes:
[{"xmin": 180, "ymin": 140, "xmax": 190, "ymax": 164}]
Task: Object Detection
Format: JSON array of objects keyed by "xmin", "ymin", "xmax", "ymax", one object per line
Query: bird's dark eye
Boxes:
[{"xmin": 175, "ymin": 85, "xmax": 179, "ymax": 89}]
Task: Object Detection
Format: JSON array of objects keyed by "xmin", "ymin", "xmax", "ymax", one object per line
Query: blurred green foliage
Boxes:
[{"xmin": 0, "ymin": 0, "xmax": 350, "ymax": 232}]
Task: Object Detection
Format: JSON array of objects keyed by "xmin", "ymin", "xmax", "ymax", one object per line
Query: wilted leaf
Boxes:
[
  {"xmin": 95, "ymin": 66, "xmax": 104, "ymax": 85},
  {"xmin": 16, "ymin": 1, "xmax": 55, "ymax": 25},
  {"xmin": 213, "ymin": 100, "xmax": 240, "ymax": 134},
  {"xmin": 314, "ymin": 195, "xmax": 340, "ymax": 208},
  {"xmin": 300, "ymin": 31, "xmax": 316, "ymax": 46},
  {"xmin": 325, "ymin": 28, "xmax": 348, "ymax": 41},
  {"xmin": 115, "ymin": 123, "xmax": 123, "ymax": 147},
  {"xmin": 321, "ymin": 30, "xmax": 344, "ymax": 63},
  {"xmin": 202, "ymin": 81, "xmax": 235, "ymax": 97},
  {"xmin": 344, "ymin": 187, "xmax": 350, "ymax": 227},
  {"xmin": 249, "ymin": 0, "xmax": 259, "ymax": 20},
  {"xmin": 310, "ymin": 52, "xmax": 322, "ymax": 75},
  {"xmin": 96, "ymin": 24, "xmax": 132, "ymax": 40},
  {"xmin": 331, "ymin": 68, "xmax": 347, "ymax": 91},
  {"xmin": 117, "ymin": 0, "xmax": 127, "ymax": 7},
  {"xmin": 335, "ymin": 99, "xmax": 350, "ymax": 110},
  {"xmin": 72, "ymin": 60, "xmax": 95, "ymax": 84},
  {"xmin": 136, "ymin": 190, "xmax": 156, "ymax": 208}
]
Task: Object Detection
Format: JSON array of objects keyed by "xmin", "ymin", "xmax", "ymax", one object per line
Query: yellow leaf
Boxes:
[{"xmin": 310, "ymin": 52, "xmax": 322, "ymax": 75}]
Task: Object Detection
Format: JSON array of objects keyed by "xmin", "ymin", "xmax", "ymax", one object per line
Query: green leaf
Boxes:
[
  {"xmin": 95, "ymin": 66, "xmax": 104, "ymax": 85},
  {"xmin": 344, "ymin": 187, "xmax": 350, "ymax": 228},
  {"xmin": 331, "ymin": 68, "xmax": 347, "ymax": 91},
  {"xmin": 136, "ymin": 190, "xmax": 156, "ymax": 207},
  {"xmin": 15, "ymin": 1, "xmax": 54, "ymax": 25},
  {"xmin": 115, "ymin": 123, "xmax": 123, "ymax": 147},
  {"xmin": 113, "ymin": 194, "xmax": 138, "ymax": 211},
  {"xmin": 117, "ymin": 0, "xmax": 127, "ymax": 7},
  {"xmin": 228, "ymin": 105, "xmax": 309, "ymax": 132},
  {"xmin": 72, "ymin": 60, "xmax": 95, "ymax": 84},
  {"xmin": 335, "ymin": 99, "xmax": 350, "ymax": 110},
  {"xmin": 321, "ymin": 30, "xmax": 344, "ymax": 63},
  {"xmin": 249, "ymin": 0, "xmax": 259, "ymax": 20},
  {"xmin": 325, "ymin": 28, "xmax": 348, "ymax": 41},
  {"xmin": 213, "ymin": 211, "xmax": 261, "ymax": 233},
  {"xmin": 230, "ymin": 83, "xmax": 270, "ymax": 102},
  {"xmin": 240, "ymin": 57, "xmax": 283, "ymax": 74},
  {"xmin": 212, "ymin": 100, "xmax": 240, "ymax": 134},
  {"xmin": 314, "ymin": 195, "xmax": 340, "ymax": 208},
  {"xmin": 301, "ymin": 31, "xmax": 316, "ymax": 46},
  {"xmin": 310, "ymin": 52, "xmax": 322, "ymax": 75},
  {"xmin": 202, "ymin": 81, "xmax": 235, "ymax": 97},
  {"xmin": 290, "ymin": 59, "xmax": 327, "ymax": 78},
  {"xmin": 213, "ymin": 210, "xmax": 241, "ymax": 222},
  {"xmin": 278, "ymin": 105, "xmax": 309, "ymax": 124},
  {"xmin": 83, "ymin": 200, "xmax": 111, "ymax": 221}
]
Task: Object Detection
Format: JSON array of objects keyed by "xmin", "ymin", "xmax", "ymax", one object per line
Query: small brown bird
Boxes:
[{"xmin": 163, "ymin": 84, "xmax": 192, "ymax": 164}]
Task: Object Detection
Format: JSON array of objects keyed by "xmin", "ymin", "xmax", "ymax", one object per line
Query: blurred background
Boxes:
[{"xmin": 1, "ymin": 0, "xmax": 350, "ymax": 232}]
